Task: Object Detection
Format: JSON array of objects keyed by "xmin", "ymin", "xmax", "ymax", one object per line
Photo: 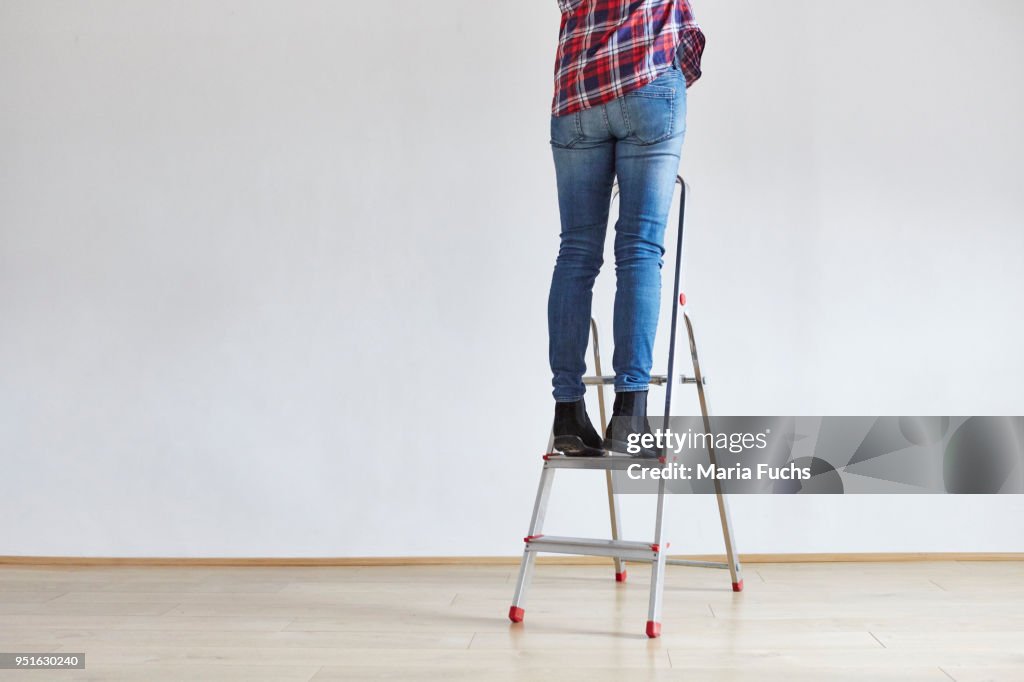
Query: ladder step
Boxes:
[
  {"xmin": 543, "ymin": 453, "xmax": 661, "ymax": 470},
  {"xmin": 582, "ymin": 373, "xmax": 704, "ymax": 386},
  {"xmin": 524, "ymin": 535, "xmax": 660, "ymax": 561}
]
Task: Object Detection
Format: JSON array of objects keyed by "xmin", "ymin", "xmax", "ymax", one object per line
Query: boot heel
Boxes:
[
  {"xmin": 603, "ymin": 437, "xmax": 660, "ymax": 459},
  {"xmin": 554, "ymin": 435, "xmax": 606, "ymax": 458}
]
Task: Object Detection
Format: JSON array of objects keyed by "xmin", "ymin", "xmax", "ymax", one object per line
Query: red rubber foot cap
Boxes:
[
  {"xmin": 646, "ymin": 621, "xmax": 662, "ymax": 638},
  {"xmin": 732, "ymin": 580, "xmax": 744, "ymax": 592},
  {"xmin": 508, "ymin": 606, "xmax": 525, "ymax": 623},
  {"xmin": 615, "ymin": 571, "xmax": 628, "ymax": 583}
]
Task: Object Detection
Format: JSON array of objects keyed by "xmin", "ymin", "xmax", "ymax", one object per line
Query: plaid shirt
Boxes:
[{"xmin": 553, "ymin": 0, "xmax": 706, "ymax": 117}]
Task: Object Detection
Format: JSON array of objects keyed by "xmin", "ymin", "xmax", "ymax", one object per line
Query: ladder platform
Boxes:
[
  {"xmin": 542, "ymin": 453, "xmax": 663, "ymax": 470},
  {"xmin": 582, "ymin": 373, "xmax": 704, "ymax": 386},
  {"xmin": 524, "ymin": 535, "xmax": 662, "ymax": 561}
]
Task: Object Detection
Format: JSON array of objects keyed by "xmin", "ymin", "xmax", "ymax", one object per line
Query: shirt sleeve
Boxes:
[{"xmin": 677, "ymin": 24, "xmax": 706, "ymax": 87}]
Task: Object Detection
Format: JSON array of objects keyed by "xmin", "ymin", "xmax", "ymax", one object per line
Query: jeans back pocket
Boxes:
[
  {"xmin": 550, "ymin": 111, "xmax": 584, "ymax": 149},
  {"xmin": 623, "ymin": 72, "xmax": 685, "ymax": 145}
]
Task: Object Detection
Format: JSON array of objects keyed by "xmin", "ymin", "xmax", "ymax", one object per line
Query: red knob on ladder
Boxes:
[{"xmin": 679, "ymin": 293, "xmax": 687, "ymax": 306}]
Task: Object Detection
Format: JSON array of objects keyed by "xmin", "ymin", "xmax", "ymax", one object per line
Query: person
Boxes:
[{"xmin": 547, "ymin": 0, "xmax": 705, "ymax": 458}]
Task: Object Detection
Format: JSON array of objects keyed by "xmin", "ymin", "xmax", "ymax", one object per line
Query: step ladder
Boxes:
[{"xmin": 508, "ymin": 177, "xmax": 743, "ymax": 638}]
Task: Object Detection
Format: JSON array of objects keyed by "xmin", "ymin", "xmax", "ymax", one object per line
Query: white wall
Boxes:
[{"xmin": 2, "ymin": 0, "xmax": 1023, "ymax": 558}]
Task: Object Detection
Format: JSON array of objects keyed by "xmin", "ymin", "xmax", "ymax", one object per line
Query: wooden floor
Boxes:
[{"xmin": 1, "ymin": 561, "xmax": 1023, "ymax": 681}]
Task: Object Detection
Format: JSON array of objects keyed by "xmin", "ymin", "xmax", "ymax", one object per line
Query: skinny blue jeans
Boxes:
[{"xmin": 548, "ymin": 65, "xmax": 687, "ymax": 402}]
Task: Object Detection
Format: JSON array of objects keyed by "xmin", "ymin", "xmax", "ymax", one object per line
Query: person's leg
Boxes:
[
  {"xmin": 600, "ymin": 67, "xmax": 687, "ymax": 457},
  {"xmin": 547, "ymin": 106, "xmax": 616, "ymax": 403},
  {"xmin": 608, "ymin": 67, "xmax": 687, "ymax": 395}
]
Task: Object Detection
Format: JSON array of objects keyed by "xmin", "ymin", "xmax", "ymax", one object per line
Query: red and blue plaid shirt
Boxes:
[{"xmin": 553, "ymin": 0, "xmax": 706, "ymax": 117}]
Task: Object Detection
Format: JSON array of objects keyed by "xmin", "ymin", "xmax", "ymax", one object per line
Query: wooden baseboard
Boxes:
[{"xmin": 0, "ymin": 552, "xmax": 1021, "ymax": 567}]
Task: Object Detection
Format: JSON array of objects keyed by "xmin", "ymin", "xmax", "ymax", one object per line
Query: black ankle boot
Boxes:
[
  {"xmin": 604, "ymin": 391, "xmax": 660, "ymax": 459},
  {"xmin": 552, "ymin": 398, "xmax": 605, "ymax": 457}
]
